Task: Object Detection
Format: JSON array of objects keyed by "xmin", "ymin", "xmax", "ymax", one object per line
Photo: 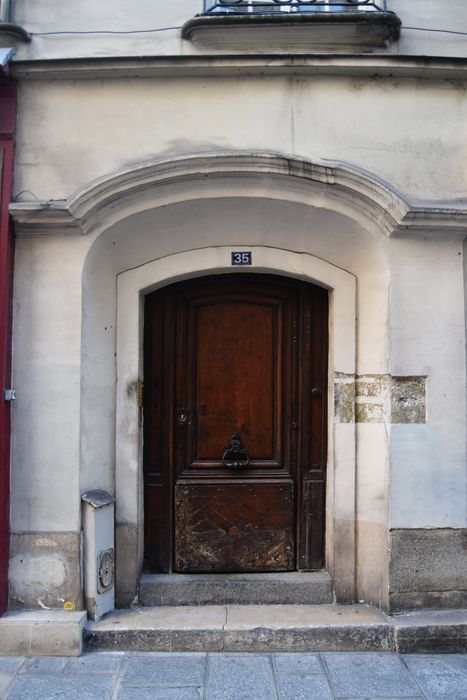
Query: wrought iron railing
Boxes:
[{"xmin": 203, "ymin": 0, "xmax": 388, "ymax": 14}]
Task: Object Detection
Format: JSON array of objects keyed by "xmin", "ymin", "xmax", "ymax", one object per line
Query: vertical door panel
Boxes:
[
  {"xmin": 194, "ymin": 301, "xmax": 277, "ymax": 462},
  {"xmin": 175, "ymin": 482, "xmax": 294, "ymax": 572}
]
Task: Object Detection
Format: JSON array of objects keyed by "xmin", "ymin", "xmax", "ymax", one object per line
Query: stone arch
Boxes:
[
  {"xmin": 12, "ymin": 150, "xmax": 423, "ymax": 240},
  {"xmin": 75, "ymin": 154, "xmax": 392, "ymax": 606}
]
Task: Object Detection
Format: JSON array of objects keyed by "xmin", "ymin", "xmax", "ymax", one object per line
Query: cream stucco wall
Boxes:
[
  {"xmin": 5, "ymin": 0, "xmax": 467, "ymax": 60},
  {"xmin": 6, "ymin": 0, "xmax": 467, "ymax": 609},
  {"xmin": 10, "ymin": 152, "xmax": 467, "ymax": 608},
  {"xmin": 14, "ymin": 76, "xmax": 467, "ymax": 203}
]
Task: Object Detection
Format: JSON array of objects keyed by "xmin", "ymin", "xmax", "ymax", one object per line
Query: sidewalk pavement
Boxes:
[{"xmin": 0, "ymin": 651, "xmax": 466, "ymax": 699}]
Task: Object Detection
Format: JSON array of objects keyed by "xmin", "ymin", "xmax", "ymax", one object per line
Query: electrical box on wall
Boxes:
[{"xmin": 82, "ymin": 490, "xmax": 116, "ymax": 621}]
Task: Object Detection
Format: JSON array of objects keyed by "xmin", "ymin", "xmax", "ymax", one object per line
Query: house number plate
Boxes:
[{"xmin": 231, "ymin": 251, "xmax": 252, "ymax": 266}]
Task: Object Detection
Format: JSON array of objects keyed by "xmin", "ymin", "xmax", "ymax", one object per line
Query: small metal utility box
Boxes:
[{"xmin": 82, "ymin": 490, "xmax": 116, "ymax": 621}]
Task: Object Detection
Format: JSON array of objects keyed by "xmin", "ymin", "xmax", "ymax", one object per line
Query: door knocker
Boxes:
[{"xmin": 222, "ymin": 431, "xmax": 250, "ymax": 471}]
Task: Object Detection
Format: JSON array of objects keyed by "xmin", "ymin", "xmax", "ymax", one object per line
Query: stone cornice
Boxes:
[
  {"xmin": 10, "ymin": 54, "xmax": 467, "ymax": 82},
  {"xmin": 9, "ymin": 152, "xmax": 467, "ymax": 239}
]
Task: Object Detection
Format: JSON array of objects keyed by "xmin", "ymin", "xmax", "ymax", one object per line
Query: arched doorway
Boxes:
[{"xmin": 143, "ymin": 273, "xmax": 328, "ymax": 575}]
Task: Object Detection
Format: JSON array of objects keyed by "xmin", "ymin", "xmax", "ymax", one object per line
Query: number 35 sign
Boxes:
[{"xmin": 231, "ymin": 251, "xmax": 252, "ymax": 266}]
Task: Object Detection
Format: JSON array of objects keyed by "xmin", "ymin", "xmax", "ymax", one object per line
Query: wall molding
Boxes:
[
  {"xmin": 10, "ymin": 151, "xmax": 467, "ymax": 239},
  {"xmin": 10, "ymin": 55, "xmax": 467, "ymax": 82}
]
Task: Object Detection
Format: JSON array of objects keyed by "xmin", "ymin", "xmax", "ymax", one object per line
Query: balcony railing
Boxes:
[{"xmin": 203, "ymin": 0, "xmax": 388, "ymax": 14}]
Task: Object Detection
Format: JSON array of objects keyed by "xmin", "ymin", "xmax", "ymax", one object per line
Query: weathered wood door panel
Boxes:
[
  {"xmin": 175, "ymin": 482, "xmax": 294, "ymax": 572},
  {"xmin": 144, "ymin": 274, "xmax": 327, "ymax": 574}
]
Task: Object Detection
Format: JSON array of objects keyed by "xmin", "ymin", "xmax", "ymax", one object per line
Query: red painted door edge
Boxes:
[{"xmin": 0, "ymin": 76, "xmax": 16, "ymax": 614}]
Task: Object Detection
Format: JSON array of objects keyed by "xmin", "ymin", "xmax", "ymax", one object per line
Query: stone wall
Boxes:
[{"xmin": 389, "ymin": 529, "xmax": 467, "ymax": 611}]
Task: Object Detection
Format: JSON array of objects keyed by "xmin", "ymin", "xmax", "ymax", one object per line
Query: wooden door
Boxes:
[{"xmin": 144, "ymin": 275, "xmax": 327, "ymax": 573}]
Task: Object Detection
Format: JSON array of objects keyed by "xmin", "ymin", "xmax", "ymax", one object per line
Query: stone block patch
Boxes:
[
  {"xmin": 389, "ymin": 529, "xmax": 467, "ymax": 613},
  {"xmin": 390, "ymin": 376, "xmax": 426, "ymax": 424},
  {"xmin": 9, "ymin": 532, "xmax": 82, "ymax": 611},
  {"xmin": 335, "ymin": 374, "xmax": 426, "ymax": 424}
]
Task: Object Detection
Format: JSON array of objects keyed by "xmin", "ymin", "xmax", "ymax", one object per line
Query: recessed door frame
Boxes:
[
  {"xmin": 115, "ymin": 246, "xmax": 357, "ymax": 602},
  {"xmin": 143, "ymin": 274, "xmax": 328, "ymax": 574}
]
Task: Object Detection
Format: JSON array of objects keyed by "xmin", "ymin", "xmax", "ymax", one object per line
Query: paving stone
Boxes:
[
  {"xmin": 0, "ymin": 658, "xmax": 25, "ymax": 673},
  {"xmin": 0, "ymin": 672, "xmax": 16, "ymax": 697},
  {"xmin": 274, "ymin": 652, "xmax": 323, "ymax": 675},
  {"xmin": 206, "ymin": 654, "xmax": 275, "ymax": 700},
  {"xmin": 323, "ymin": 652, "xmax": 421, "ymax": 697},
  {"xmin": 276, "ymin": 674, "xmax": 334, "ymax": 699},
  {"xmin": 0, "ymin": 657, "xmax": 26, "ymax": 696},
  {"xmin": 403, "ymin": 654, "xmax": 467, "ymax": 700},
  {"xmin": 5, "ymin": 673, "xmax": 116, "ymax": 700},
  {"xmin": 122, "ymin": 654, "xmax": 206, "ymax": 686},
  {"xmin": 66, "ymin": 651, "xmax": 124, "ymax": 673},
  {"xmin": 117, "ymin": 687, "xmax": 202, "ymax": 700},
  {"xmin": 22, "ymin": 656, "xmax": 68, "ymax": 673}
]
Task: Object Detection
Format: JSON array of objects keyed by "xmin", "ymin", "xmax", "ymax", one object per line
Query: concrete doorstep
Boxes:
[
  {"xmin": 0, "ymin": 606, "xmax": 466, "ymax": 656},
  {"xmin": 84, "ymin": 605, "xmax": 467, "ymax": 655}
]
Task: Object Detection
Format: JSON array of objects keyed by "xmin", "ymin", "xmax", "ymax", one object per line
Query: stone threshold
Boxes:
[
  {"xmin": 139, "ymin": 570, "xmax": 333, "ymax": 606},
  {"xmin": 84, "ymin": 605, "xmax": 467, "ymax": 655}
]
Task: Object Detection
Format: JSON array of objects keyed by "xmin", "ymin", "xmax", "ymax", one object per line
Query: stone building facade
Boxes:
[{"xmin": 0, "ymin": 0, "xmax": 466, "ymax": 618}]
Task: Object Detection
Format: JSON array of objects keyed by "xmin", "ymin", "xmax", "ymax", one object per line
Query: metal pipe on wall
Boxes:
[{"xmin": 0, "ymin": 1, "xmax": 10, "ymax": 23}]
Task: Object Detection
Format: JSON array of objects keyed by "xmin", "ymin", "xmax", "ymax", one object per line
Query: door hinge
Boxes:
[
  {"xmin": 137, "ymin": 381, "xmax": 144, "ymax": 409},
  {"xmin": 4, "ymin": 389, "xmax": 16, "ymax": 402}
]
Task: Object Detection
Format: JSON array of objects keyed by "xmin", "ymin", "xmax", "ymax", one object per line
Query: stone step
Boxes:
[
  {"xmin": 85, "ymin": 603, "xmax": 393, "ymax": 653},
  {"xmin": 139, "ymin": 571, "xmax": 333, "ymax": 606}
]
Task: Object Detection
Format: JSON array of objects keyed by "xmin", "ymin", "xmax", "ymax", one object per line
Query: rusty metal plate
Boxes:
[{"xmin": 174, "ymin": 482, "xmax": 294, "ymax": 572}]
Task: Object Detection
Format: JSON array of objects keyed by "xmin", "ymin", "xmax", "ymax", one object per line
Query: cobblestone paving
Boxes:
[{"xmin": 0, "ymin": 651, "xmax": 466, "ymax": 699}]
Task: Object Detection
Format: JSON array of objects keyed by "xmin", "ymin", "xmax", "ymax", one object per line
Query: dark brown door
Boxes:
[{"xmin": 144, "ymin": 274, "xmax": 327, "ymax": 573}]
